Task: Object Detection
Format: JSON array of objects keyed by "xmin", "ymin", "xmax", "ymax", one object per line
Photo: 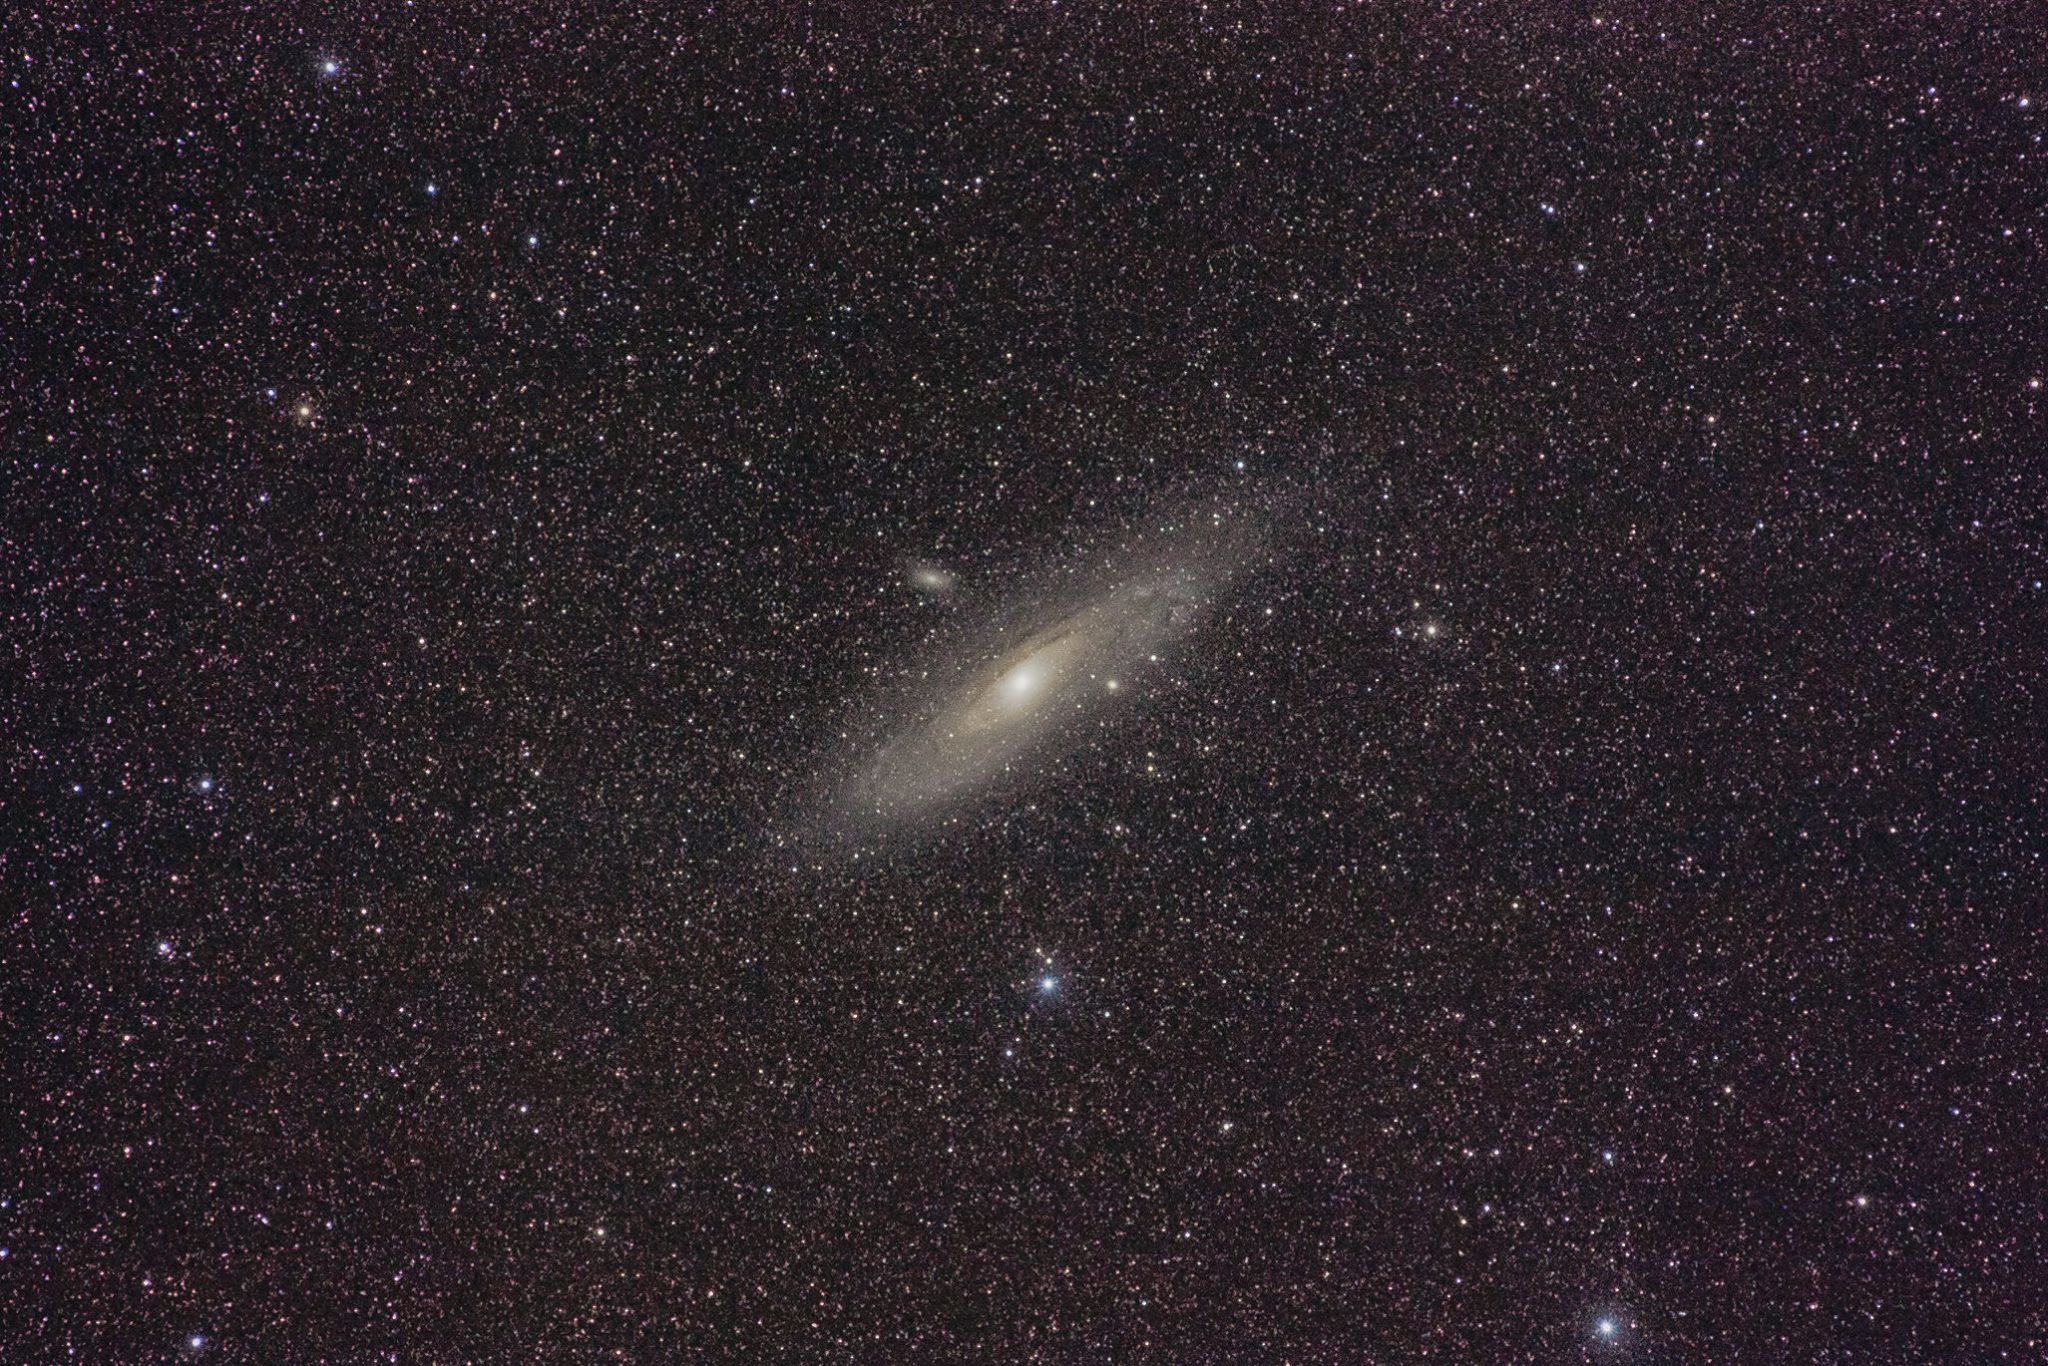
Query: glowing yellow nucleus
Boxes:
[
  {"xmin": 999, "ymin": 659, "xmax": 1045, "ymax": 704},
  {"xmin": 953, "ymin": 629, "xmax": 1092, "ymax": 736}
]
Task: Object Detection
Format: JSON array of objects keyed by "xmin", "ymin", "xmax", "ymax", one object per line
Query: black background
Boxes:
[{"xmin": 5, "ymin": 3, "xmax": 2043, "ymax": 1360}]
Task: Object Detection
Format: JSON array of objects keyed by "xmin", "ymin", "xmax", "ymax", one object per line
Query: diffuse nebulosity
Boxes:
[{"xmin": 816, "ymin": 494, "xmax": 1277, "ymax": 840}]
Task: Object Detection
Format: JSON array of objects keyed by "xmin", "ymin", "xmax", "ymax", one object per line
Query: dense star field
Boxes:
[{"xmin": 5, "ymin": 5, "xmax": 2044, "ymax": 1361}]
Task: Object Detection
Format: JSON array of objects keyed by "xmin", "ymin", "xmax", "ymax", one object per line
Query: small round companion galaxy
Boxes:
[{"xmin": 823, "ymin": 500, "xmax": 1269, "ymax": 836}]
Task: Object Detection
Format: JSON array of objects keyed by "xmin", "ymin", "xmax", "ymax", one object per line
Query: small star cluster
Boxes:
[{"xmin": 5, "ymin": 5, "xmax": 2043, "ymax": 1360}]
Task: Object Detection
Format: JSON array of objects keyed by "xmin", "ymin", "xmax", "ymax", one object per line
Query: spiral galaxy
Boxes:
[{"xmin": 817, "ymin": 496, "xmax": 1273, "ymax": 839}]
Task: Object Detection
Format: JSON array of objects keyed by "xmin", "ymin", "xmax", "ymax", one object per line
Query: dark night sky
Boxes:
[{"xmin": 5, "ymin": 4, "xmax": 2044, "ymax": 1360}]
